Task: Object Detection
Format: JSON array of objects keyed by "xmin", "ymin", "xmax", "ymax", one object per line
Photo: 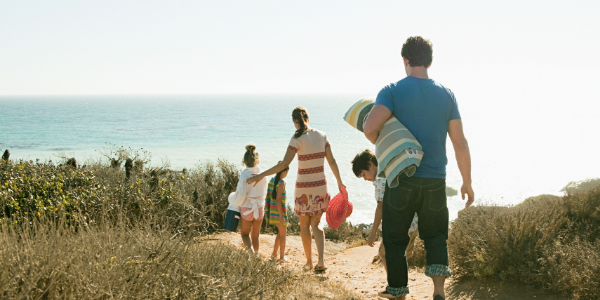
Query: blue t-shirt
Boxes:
[{"xmin": 375, "ymin": 76, "xmax": 460, "ymax": 178}]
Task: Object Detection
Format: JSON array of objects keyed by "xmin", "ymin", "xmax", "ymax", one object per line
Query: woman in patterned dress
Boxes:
[{"xmin": 248, "ymin": 107, "xmax": 345, "ymax": 271}]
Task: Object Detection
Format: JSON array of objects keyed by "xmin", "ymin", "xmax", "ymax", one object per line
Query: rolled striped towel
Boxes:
[
  {"xmin": 343, "ymin": 98, "xmax": 423, "ymax": 188},
  {"xmin": 343, "ymin": 98, "xmax": 374, "ymax": 132},
  {"xmin": 375, "ymin": 118, "xmax": 423, "ymax": 188}
]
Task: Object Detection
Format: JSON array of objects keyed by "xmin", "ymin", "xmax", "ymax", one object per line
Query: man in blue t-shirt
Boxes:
[{"xmin": 364, "ymin": 36, "xmax": 474, "ymax": 300}]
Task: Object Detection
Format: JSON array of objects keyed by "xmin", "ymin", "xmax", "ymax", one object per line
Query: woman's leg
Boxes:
[
  {"xmin": 251, "ymin": 218, "xmax": 262, "ymax": 253},
  {"xmin": 277, "ymin": 224, "xmax": 287, "ymax": 260},
  {"xmin": 240, "ymin": 218, "xmax": 253, "ymax": 251},
  {"xmin": 298, "ymin": 215, "xmax": 313, "ymax": 268},
  {"xmin": 310, "ymin": 212, "xmax": 325, "ymax": 267}
]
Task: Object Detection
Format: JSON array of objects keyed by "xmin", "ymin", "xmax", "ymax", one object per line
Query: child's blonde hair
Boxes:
[{"xmin": 243, "ymin": 143, "xmax": 259, "ymax": 167}]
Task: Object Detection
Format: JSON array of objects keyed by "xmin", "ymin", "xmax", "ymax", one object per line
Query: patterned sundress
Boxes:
[
  {"xmin": 288, "ymin": 129, "xmax": 331, "ymax": 216},
  {"xmin": 265, "ymin": 177, "xmax": 288, "ymax": 226}
]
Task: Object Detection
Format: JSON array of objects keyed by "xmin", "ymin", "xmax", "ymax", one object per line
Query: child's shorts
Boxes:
[
  {"xmin": 240, "ymin": 207, "xmax": 264, "ymax": 221},
  {"xmin": 223, "ymin": 209, "xmax": 241, "ymax": 232}
]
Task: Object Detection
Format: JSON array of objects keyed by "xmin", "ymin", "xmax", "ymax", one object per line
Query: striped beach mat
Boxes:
[
  {"xmin": 343, "ymin": 98, "xmax": 374, "ymax": 132},
  {"xmin": 343, "ymin": 98, "xmax": 424, "ymax": 188}
]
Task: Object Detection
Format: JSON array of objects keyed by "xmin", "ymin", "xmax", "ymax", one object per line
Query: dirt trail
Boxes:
[{"xmin": 203, "ymin": 232, "xmax": 568, "ymax": 300}]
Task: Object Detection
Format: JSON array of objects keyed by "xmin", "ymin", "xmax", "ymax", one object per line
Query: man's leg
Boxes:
[
  {"xmin": 382, "ymin": 178, "xmax": 417, "ymax": 298},
  {"xmin": 417, "ymin": 178, "xmax": 450, "ymax": 299}
]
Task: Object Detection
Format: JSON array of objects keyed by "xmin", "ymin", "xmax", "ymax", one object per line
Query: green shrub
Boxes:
[
  {"xmin": 449, "ymin": 187, "xmax": 600, "ymax": 299},
  {"xmin": 0, "ymin": 151, "xmax": 239, "ymax": 234}
]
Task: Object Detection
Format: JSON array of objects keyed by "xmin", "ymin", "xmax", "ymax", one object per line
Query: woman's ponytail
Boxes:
[{"xmin": 292, "ymin": 107, "xmax": 309, "ymax": 139}]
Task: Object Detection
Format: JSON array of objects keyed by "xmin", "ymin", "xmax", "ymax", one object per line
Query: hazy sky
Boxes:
[{"xmin": 1, "ymin": 0, "xmax": 599, "ymax": 113}]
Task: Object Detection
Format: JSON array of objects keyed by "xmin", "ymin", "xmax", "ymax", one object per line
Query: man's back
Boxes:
[
  {"xmin": 375, "ymin": 76, "xmax": 460, "ymax": 178},
  {"xmin": 363, "ymin": 35, "xmax": 473, "ymax": 300}
]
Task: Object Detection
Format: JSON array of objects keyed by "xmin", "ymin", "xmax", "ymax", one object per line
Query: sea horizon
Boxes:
[{"xmin": 2, "ymin": 94, "xmax": 598, "ymax": 224}]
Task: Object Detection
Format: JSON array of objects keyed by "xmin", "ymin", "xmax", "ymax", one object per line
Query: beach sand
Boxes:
[{"xmin": 201, "ymin": 232, "xmax": 568, "ymax": 300}]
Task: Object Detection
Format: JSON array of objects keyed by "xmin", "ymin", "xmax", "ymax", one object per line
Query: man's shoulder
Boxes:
[
  {"xmin": 430, "ymin": 79, "xmax": 452, "ymax": 92},
  {"xmin": 381, "ymin": 77, "xmax": 411, "ymax": 90},
  {"xmin": 381, "ymin": 77, "xmax": 445, "ymax": 92}
]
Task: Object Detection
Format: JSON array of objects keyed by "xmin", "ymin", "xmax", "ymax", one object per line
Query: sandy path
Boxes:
[{"xmin": 202, "ymin": 232, "xmax": 568, "ymax": 300}]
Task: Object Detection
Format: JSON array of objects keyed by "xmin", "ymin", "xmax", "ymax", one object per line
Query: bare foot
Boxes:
[{"xmin": 302, "ymin": 263, "xmax": 313, "ymax": 271}]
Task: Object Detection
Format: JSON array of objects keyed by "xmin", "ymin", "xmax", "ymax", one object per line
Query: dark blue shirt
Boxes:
[{"xmin": 376, "ymin": 76, "xmax": 461, "ymax": 178}]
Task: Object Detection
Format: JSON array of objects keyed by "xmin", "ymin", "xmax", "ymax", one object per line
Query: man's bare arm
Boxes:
[
  {"xmin": 363, "ymin": 104, "xmax": 392, "ymax": 144},
  {"xmin": 448, "ymin": 119, "xmax": 474, "ymax": 208}
]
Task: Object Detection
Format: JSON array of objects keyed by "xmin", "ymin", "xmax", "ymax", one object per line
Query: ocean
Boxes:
[{"xmin": 1, "ymin": 95, "xmax": 598, "ymax": 224}]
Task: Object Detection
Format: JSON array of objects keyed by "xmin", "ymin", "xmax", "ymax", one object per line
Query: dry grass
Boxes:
[
  {"xmin": 449, "ymin": 188, "xmax": 600, "ymax": 299},
  {"xmin": 0, "ymin": 215, "xmax": 358, "ymax": 299}
]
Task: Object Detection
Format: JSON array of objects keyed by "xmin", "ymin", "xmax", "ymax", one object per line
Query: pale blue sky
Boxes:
[
  {"xmin": 1, "ymin": 1, "xmax": 599, "ymax": 203},
  {"xmin": 1, "ymin": 0, "xmax": 599, "ymax": 116}
]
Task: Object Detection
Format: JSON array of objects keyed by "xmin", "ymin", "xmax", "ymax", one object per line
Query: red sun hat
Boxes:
[{"xmin": 326, "ymin": 186, "xmax": 353, "ymax": 229}]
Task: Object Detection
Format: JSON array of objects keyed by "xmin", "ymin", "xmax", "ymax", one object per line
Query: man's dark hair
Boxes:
[
  {"xmin": 401, "ymin": 36, "xmax": 433, "ymax": 67},
  {"xmin": 351, "ymin": 149, "xmax": 378, "ymax": 177}
]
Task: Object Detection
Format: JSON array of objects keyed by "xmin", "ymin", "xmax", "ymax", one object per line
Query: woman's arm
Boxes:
[
  {"xmin": 247, "ymin": 148, "xmax": 295, "ymax": 185},
  {"xmin": 325, "ymin": 145, "xmax": 345, "ymax": 192},
  {"xmin": 275, "ymin": 182, "xmax": 285, "ymax": 224}
]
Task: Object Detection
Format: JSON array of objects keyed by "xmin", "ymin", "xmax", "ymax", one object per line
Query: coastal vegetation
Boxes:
[
  {"xmin": 0, "ymin": 147, "xmax": 356, "ymax": 299},
  {"xmin": 1, "ymin": 147, "xmax": 598, "ymax": 299},
  {"xmin": 449, "ymin": 188, "xmax": 600, "ymax": 299}
]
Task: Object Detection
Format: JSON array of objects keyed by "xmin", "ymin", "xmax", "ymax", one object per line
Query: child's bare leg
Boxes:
[
  {"xmin": 271, "ymin": 232, "xmax": 281, "ymax": 258},
  {"xmin": 251, "ymin": 218, "xmax": 262, "ymax": 253},
  {"xmin": 240, "ymin": 218, "xmax": 253, "ymax": 251},
  {"xmin": 277, "ymin": 224, "xmax": 287, "ymax": 260},
  {"xmin": 298, "ymin": 215, "xmax": 313, "ymax": 268}
]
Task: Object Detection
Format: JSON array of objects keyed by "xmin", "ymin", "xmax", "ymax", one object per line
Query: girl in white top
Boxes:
[{"xmin": 228, "ymin": 144, "xmax": 268, "ymax": 252}]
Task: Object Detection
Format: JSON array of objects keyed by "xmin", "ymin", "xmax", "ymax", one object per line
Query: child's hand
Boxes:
[
  {"xmin": 279, "ymin": 218, "xmax": 285, "ymax": 225},
  {"xmin": 367, "ymin": 233, "xmax": 376, "ymax": 247}
]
